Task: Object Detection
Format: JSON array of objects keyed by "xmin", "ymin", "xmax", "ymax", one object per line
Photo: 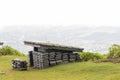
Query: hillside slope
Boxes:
[{"xmin": 1, "ymin": 56, "xmax": 120, "ymax": 80}]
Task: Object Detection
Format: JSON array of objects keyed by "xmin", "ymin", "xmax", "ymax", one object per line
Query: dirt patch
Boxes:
[{"xmin": 5, "ymin": 70, "xmax": 14, "ymax": 75}]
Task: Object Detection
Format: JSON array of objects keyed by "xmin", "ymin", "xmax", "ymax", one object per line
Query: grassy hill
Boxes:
[{"xmin": 1, "ymin": 56, "xmax": 120, "ymax": 80}]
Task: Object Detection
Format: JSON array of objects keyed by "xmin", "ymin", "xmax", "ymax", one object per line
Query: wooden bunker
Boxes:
[{"xmin": 24, "ymin": 41, "xmax": 84, "ymax": 69}]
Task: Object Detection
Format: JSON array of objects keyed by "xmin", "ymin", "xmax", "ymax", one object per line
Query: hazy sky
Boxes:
[
  {"xmin": 0, "ymin": 0, "xmax": 120, "ymax": 29},
  {"xmin": 1, "ymin": 0, "xmax": 120, "ymax": 54}
]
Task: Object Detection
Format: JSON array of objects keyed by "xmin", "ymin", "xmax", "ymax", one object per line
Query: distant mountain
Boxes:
[{"xmin": 0, "ymin": 26, "xmax": 120, "ymax": 54}]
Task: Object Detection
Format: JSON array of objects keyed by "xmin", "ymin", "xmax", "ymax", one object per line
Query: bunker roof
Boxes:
[{"xmin": 24, "ymin": 41, "xmax": 84, "ymax": 52}]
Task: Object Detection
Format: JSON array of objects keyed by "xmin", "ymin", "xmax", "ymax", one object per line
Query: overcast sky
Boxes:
[
  {"xmin": 1, "ymin": 0, "xmax": 120, "ymax": 53},
  {"xmin": 0, "ymin": 0, "xmax": 120, "ymax": 30}
]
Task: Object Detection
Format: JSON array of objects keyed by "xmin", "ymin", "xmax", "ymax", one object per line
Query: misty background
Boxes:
[{"xmin": 0, "ymin": 26, "xmax": 120, "ymax": 54}]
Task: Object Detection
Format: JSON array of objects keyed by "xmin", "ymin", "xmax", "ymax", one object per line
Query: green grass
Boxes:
[{"xmin": 1, "ymin": 56, "xmax": 120, "ymax": 80}]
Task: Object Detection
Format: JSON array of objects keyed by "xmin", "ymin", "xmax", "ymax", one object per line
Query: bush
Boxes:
[
  {"xmin": 0, "ymin": 46, "xmax": 25, "ymax": 56},
  {"xmin": 107, "ymin": 44, "xmax": 120, "ymax": 59},
  {"xmin": 80, "ymin": 52, "xmax": 94, "ymax": 61},
  {"xmin": 80, "ymin": 52, "xmax": 104, "ymax": 61},
  {"xmin": 94, "ymin": 53, "xmax": 104, "ymax": 60}
]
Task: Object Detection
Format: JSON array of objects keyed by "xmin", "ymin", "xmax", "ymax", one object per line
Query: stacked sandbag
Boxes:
[
  {"xmin": 49, "ymin": 52, "xmax": 56, "ymax": 66},
  {"xmin": 42, "ymin": 53, "xmax": 49, "ymax": 68},
  {"xmin": 12, "ymin": 58, "xmax": 27, "ymax": 70},
  {"xmin": 55, "ymin": 52, "xmax": 62, "ymax": 64},
  {"xmin": 62, "ymin": 53, "xmax": 69, "ymax": 63},
  {"xmin": 75, "ymin": 53, "xmax": 82, "ymax": 62},
  {"xmin": 69, "ymin": 53, "xmax": 76, "ymax": 62},
  {"xmin": 32, "ymin": 51, "xmax": 49, "ymax": 69},
  {"xmin": 28, "ymin": 47, "xmax": 82, "ymax": 69}
]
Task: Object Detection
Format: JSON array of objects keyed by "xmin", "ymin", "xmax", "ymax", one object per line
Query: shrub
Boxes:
[
  {"xmin": 107, "ymin": 44, "xmax": 120, "ymax": 59},
  {"xmin": 94, "ymin": 53, "xmax": 104, "ymax": 60},
  {"xmin": 0, "ymin": 46, "xmax": 25, "ymax": 56},
  {"xmin": 80, "ymin": 52, "xmax": 94, "ymax": 61},
  {"xmin": 80, "ymin": 52, "xmax": 104, "ymax": 61}
]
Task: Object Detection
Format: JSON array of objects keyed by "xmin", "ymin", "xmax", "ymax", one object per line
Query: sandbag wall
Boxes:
[
  {"xmin": 32, "ymin": 52, "xmax": 49, "ymax": 69},
  {"xmin": 12, "ymin": 59, "xmax": 27, "ymax": 70},
  {"xmin": 29, "ymin": 47, "xmax": 81, "ymax": 69}
]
